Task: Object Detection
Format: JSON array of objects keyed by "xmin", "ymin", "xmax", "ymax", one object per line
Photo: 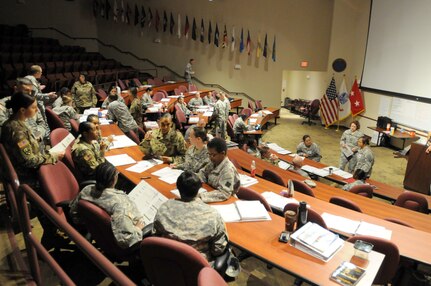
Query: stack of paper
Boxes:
[
  {"xmin": 83, "ymin": 108, "xmax": 100, "ymax": 115},
  {"xmin": 248, "ymin": 118, "xmax": 258, "ymax": 124},
  {"xmin": 290, "ymin": 222, "xmax": 344, "ymax": 262},
  {"xmin": 239, "ymin": 174, "xmax": 258, "ymax": 187},
  {"xmin": 144, "ymin": 121, "xmax": 159, "ymax": 129},
  {"xmin": 262, "ymin": 110, "xmax": 273, "ymax": 115},
  {"xmin": 301, "ymin": 165, "xmax": 330, "ymax": 177},
  {"xmin": 167, "ymin": 95, "xmax": 180, "ymax": 98},
  {"xmin": 250, "ymin": 114, "xmax": 260, "ymax": 118},
  {"xmin": 188, "ymin": 117, "xmax": 199, "ymax": 123},
  {"xmin": 188, "ymin": 91, "xmax": 198, "ymax": 94},
  {"xmin": 161, "ymin": 98, "xmax": 171, "ymax": 102},
  {"xmin": 49, "ymin": 133, "xmax": 75, "ymax": 155},
  {"xmin": 212, "ymin": 200, "xmax": 271, "ymax": 222},
  {"xmin": 203, "ymin": 111, "xmax": 213, "ymax": 117},
  {"xmin": 110, "ymin": 135, "xmax": 137, "ymax": 149},
  {"xmin": 278, "ymin": 160, "xmax": 291, "ymax": 170},
  {"xmin": 147, "ymin": 107, "xmax": 159, "ymax": 113},
  {"xmin": 151, "ymin": 167, "xmax": 183, "ymax": 184},
  {"xmin": 322, "ymin": 213, "xmax": 392, "ymax": 239},
  {"xmin": 267, "ymin": 143, "xmax": 291, "ymax": 155},
  {"xmin": 128, "ymin": 180, "xmax": 168, "ymax": 225},
  {"xmin": 261, "ymin": 191, "xmax": 299, "ymax": 212},
  {"xmin": 105, "ymin": 154, "xmax": 136, "ymax": 166},
  {"xmin": 322, "ymin": 167, "xmax": 353, "ymax": 179},
  {"xmin": 125, "ymin": 159, "xmax": 163, "ymax": 173},
  {"xmin": 98, "ymin": 118, "xmax": 112, "ymax": 125}
]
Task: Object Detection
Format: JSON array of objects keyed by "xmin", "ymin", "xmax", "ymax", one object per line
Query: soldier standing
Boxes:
[{"xmin": 71, "ymin": 73, "xmax": 97, "ymax": 113}]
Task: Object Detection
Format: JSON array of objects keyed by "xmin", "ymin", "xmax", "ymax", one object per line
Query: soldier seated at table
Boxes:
[
  {"xmin": 139, "ymin": 113, "xmax": 187, "ymax": 164},
  {"xmin": 342, "ymin": 169, "xmax": 368, "ymax": 191},
  {"xmin": 188, "ymin": 92, "xmax": 203, "ymax": 111},
  {"xmin": 233, "ymin": 114, "xmax": 251, "ymax": 145},
  {"xmin": 354, "ymin": 136, "xmax": 374, "ymax": 178},
  {"xmin": 171, "ymin": 126, "xmax": 210, "ymax": 173},
  {"xmin": 153, "ymin": 171, "xmax": 228, "ymax": 264},
  {"xmin": 175, "ymin": 95, "xmax": 192, "ymax": 116},
  {"xmin": 198, "ymin": 138, "xmax": 240, "ymax": 203},
  {"xmin": 296, "ymin": 135, "xmax": 322, "ymax": 162},
  {"xmin": 101, "ymin": 85, "xmax": 125, "ymax": 109},
  {"xmin": 287, "ymin": 155, "xmax": 311, "ymax": 179},
  {"xmin": 259, "ymin": 146, "xmax": 280, "ymax": 166},
  {"xmin": 105, "ymin": 88, "xmax": 139, "ymax": 136}
]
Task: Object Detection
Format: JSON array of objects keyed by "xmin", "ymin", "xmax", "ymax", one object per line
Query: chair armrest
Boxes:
[
  {"xmin": 214, "ymin": 248, "xmax": 230, "ymax": 273},
  {"xmin": 56, "ymin": 200, "xmax": 71, "ymax": 208},
  {"xmin": 79, "ymin": 180, "xmax": 96, "ymax": 189},
  {"xmin": 142, "ymin": 223, "xmax": 153, "ymax": 239}
]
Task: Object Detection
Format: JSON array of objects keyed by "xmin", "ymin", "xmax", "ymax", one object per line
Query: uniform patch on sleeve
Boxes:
[
  {"xmin": 225, "ymin": 181, "xmax": 231, "ymax": 188},
  {"xmin": 17, "ymin": 139, "xmax": 30, "ymax": 149}
]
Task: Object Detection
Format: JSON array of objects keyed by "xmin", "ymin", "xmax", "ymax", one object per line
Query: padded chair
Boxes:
[
  {"xmin": 262, "ymin": 169, "xmax": 285, "ymax": 187},
  {"xmin": 69, "ymin": 118, "xmax": 79, "ymax": 137},
  {"xmin": 38, "ymin": 161, "xmax": 80, "ymax": 220},
  {"xmin": 153, "ymin": 77, "xmax": 164, "ymax": 86},
  {"xmin": 283, "ymin": 203, "xmax": 327, "ymax": 229},
  {"xmin": 198, "ymin": 267, "xmax": 228, "ymax": 286},
  {"xmin": 229, "ymin": 158, "xmax": 242, "ymax": 170},
  {"xmin": 132, "ymin": 78, "xmax": 142, "ymax": 87},
  {"xmin": 0, "ymin": 144, "xmax": 20, "ymax": 222},
  {"xmin": 247, "ymin": 100, "xmax": 254, "ymax": 111},
  {"xmin": 175, "ymin": 109, "xmax": 191, "ymax": 132},
  {"xmin": 117, "ymin": 79, "xmax": 127, "ymax": 90},
  {"xmin": 174, "ymin": 88, "xmax": 181, "ymax": 95},
  {"xmin": 77, "ymin": 200, "xmax": 140, "ymax": 262},
  {"xmin": 50, "ymin": 128, "xmax": 73, "ymax": 146},
  {"xmin": 301, "ymin": 99, "xmax": 320, "ymax": 126},
  {"xmin": 349, "ymin": 184, "xmax": 373, "ymax": 198},
  {"xmin": 45, "ymin": 107, "xmax": 66, "ymax": 131},
  {"xmin": 384, "ymin": 218, "xmax": 413, "ymax": 228},
  {"xmin": 126, "ymin": 129, "xmax": 140, "ymax": 145},
  {"xmin": 254, "ymin": 100, "xmax": 263, "ymax": 110},
  {"xmin": 394, "ymin": 191, "xmax": 429, "ymax": 214},
  {"xmin": 96, "ymin": 88, "xmax": 108, "ymax": 101},
  {"xmin": 237, "ymin": 187, "xmax": 272, "ymax": 212},
  {"xmin": 152, "ymin": 91, "xmax": 165, "ymax": 102},
  {"xmin": 347, "ymin": 235, "xmax": 400, "ymax": 285},
  {"xmin": 188, "ymin": 84, "xmax": 198, "ymax": 92},
  {"xmin": 226, "ymin": 120, "xmax": 235, "ymax": 141},
  {"xmin": 241, "ymin": 108, "xmax": 253, "ymax": 118},
  {"xmin": 178, "ymin": 85, "xmax": 188, "ymax": 93},
  {"xmin": 140, "ymin": 237, "xmax": 211, "ymax": 286},
  {"xmin": 329, "ymin": 196, "xmax": 362, "ymax": 212},
  {"xmin": 291, "ymin": 179, "xmax": 315, "ymax": 197}
]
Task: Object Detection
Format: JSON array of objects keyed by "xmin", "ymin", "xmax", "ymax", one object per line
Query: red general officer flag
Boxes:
[{"xmin": 350, "ymin": 79, "xmax": 365, "ymax": 116}]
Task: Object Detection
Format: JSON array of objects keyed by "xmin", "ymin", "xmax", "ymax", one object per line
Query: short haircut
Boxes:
[
  {"xmin": 78, "ymin": 121, "xmax": 93, "ymax": 135},
  {"xmin": 240, "ymin": 114, "xmax": 247, "ymax": 121},
  {"xmin": 87, "ymin": 114, "xmax": 99, "ymax": 123},
  {"xmin": 189, "ymin": 58, "xmax": 194, "ymax": 63},
  {"xmin": 192, "ymin": 126, "xmax": 208, "ymax": 142},
  {"xmin": 16, "ymin": 77, "xmax": 32, "ymax": 86},
  {"xmin": 160, "ymin": 112, "xmax": 172, "ymax": 121},
  {"xmin": 130, "ymin": 87, "xmax": 138, "ymax": 97},
  {"xmin": 353, "ymin": 169, "xmax": 367, "ymax": 181},
  {"xmin": 94, "ymin": 162, "xmax": 118, "ymax": 193},
  {"xmin": 5, "ymin": 92, "xmax": 36, "ymax": 113},
  {"xmin": 176, "ymin": 171, "xmax": 202, "ymax": 200},
  {"xmin": 146, "ymin": 87, "xmax": 152, "ymax": 92},
  {"xmin": 60, "ymin": 87, "xmax": 70, "ymax": 95},
  {"xmin": 351, "ymin": 120, "xmax": 360, "ymax": 130},
  {"xmin": 207, "ymin": 137, "xmax": 227, "ymax": 153},
  {"xmin": 259, "ymin": 146, "xmax": 270, "ymax": 155},
  {"xmin": 302, "ymin": 134, "xmax": 310, "ymax": 142},
  {"xmin": 360, "ymin": 135, "xmax": 370, "ymax": 145},
  {"xmin": 29, "ymin": 65, "xmax": 42, "ymax": 75},
  {"xmin": 108, "ymin": 93, "xmax": 118, "ymax": 101}
]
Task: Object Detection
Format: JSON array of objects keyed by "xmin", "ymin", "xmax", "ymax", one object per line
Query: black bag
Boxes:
[
  {"xmin": 377, "ymin": 116, "xmax": 392, "ymax": 129},
  {"xmin": 394, "ymin": 267, "xmax": 431, "ymax": 286}
]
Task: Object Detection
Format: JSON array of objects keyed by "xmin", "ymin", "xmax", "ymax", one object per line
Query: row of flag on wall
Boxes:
[
  {"xmin": 92, "ymin": 0, "xmax": 276, "ymax": 61},
  {"xmin": 320, "ymin": 77, "xmax": 365, "ymax": 127}
]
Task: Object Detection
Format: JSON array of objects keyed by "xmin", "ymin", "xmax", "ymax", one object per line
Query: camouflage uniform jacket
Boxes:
[
  {"xmin": 262, "ymin": 156, "xmax": 280, "ymax": 166},
  {"xmin": 175, "ymin": 145, "xmax": 210, "ymax": 173},
  {"xmin": 198, "ymin": 157, "xmax": 240, "ymax": 203},
  {"xmin": 1, "ymin": 118, "xmax": 57, "ymax": 188},
  {"xmin": 223, "ymin": 98, "xmax": 231, "ymax": 116},
  {"xmin": 70, "ymin": 185, "xmax": 144, "ymax": 249},
  {"xmin": 176, "ymin": 102, "xmax": 191, "ymax": 116},
  {"xmin": 233, "ymin": 117, "xmax": 248, "ymax": 135},
  {"xmin": 71, "ymin": 81, "xmax": 97, "ymax": 108},
  {"xmin": 287, "ymin": 165, "xmax": 311, "ymax": 179},
  {"xmin": 129, "ymin": 98, "xmax": 143, "ymax": 127},
  {"xmin": 101, "ymin": 95, "xmax": 125, "ymax": 109},
  {"xmin": 214, "ymin": 100, "xmax": 227, "ymax": 120},
  {"xmin": 52, "ymin": 96, "xmax": 63, "ymax": 109},
  {"xmin": 139, "ymin": 128, "xmax": 186, "ymax": 163},
  {"xmin": 355, "ymin": 146, "xmax": 374, "ymax": 177},
  {"xmin": 188, "ymin": 97, "xmax": 203, "ymax": 110},
  {"xmin": 107, "ymin": 100, "xmax": 138, "ymax": 133},
  {"xmin": 0, "ymin": 97, "xmax": 11, "ymax": 137},
  {"xmin": 296, "ymin": 142, "xmax": 322, "ymax": 162},
  {"xmin": 71, "ymin": 137, "xmax": 105, "ymax": 180},
  {"xmin": 342, "ymin": 179, "xmax": 367, "ymax": 191},
  {"xmin": 340, "ymin": 129, "xmax": 363, "ymax": 150},
  {"xmin": 141, "ymin": 92, "xmax": 153, "ymax": 107},
  {"xmin": 153, "ymin": 198, "xmax": 228, "ymax": 262},
  {"xmin": 52, "ymin": 105, "xmax": 78, "ymax": 132}
]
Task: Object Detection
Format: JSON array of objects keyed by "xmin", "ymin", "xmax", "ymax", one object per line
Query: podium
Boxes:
[{"xmin": 404, "ymin": 143, "xmax": 431, "ymax": 195}]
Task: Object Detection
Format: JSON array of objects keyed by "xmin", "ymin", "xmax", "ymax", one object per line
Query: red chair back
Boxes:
[
  {"xmin": 174, "ymin": 88, "xmax": 181, "ymax": 95},
  {"xmin": 188, "ymin": 84, "xmax": 198, "ymax": 92},
  {"xmin": 198, "ymin": 267, "xmax": 228, "ymax": 286},
  {"xmin": 77, "ymin": 200, "xmax": 138, "ymax": 261},
  {"xmin": 117, "ymin": 79, "xmax": 126, "ymax": 90},
  {"xmin": 147, "ymin": 78, "xmax": 156, "ymax": 85},
  {"xmin": 248, "ymin": 101, "xmax": 254, "ymax": 110},
  {"xmin": 349, "ymin": 185, "xmax": 373, "ymax": 198},
  {"xmin": 133, "ymin": 78, "xmax": 142, "ymax": 87},
  {"xmin": 153, "ymin": 77, "xmax": 164, "ymax": 86},
  {"xmin": 283, "ymin": 203, "xmax": 327, "ymax": 229},
  {"xmin": 255, "ymin": 100, "xmax": 263, "ymax": 110},
  {"xmin": 178, "ymin": 85, "xmax": 188, "ymax": 93},
  {"xmin": 262, "ymin": 169, "xmax": 285, "ymax": 187},
  {"xmin": 152, "ymin": 91, "xmax": 165, "ymax": 102},
  {"xmin": 126, "ymin": 129, "xmax": 140, "ymax": 145},
  {"xmin": 97, "ymin": 88, "xmax": 108, "ymax": 101},
  {"xmin": 291, "ymin": 179, "xmax": 315, "ymax": 197},
  {"xmin": 45, "ymin": 107, "xmax": 66, "ymax": 131},
  {"xmin": 140, "ymin": 237, "xmax": 210, "ymax": 286},
  {"xmin": 384, "ymin": 218, "xmax": 413, "ymax": 228},
  {"xmin": 0, "ymin": 143, "xmax": 20, "ymax": 221},
  {"xmin": 38, "ymin": 161, "xmax": 79, "ymax": 219},
  {"xmin": 329, "ymin": 196, "xmax": 362, "ymax": 212},
  {"xmin": 347, "ymin": 235, "xmax": 400, "ymax": 285},
  {"xmin": 69, "ymin": 118, "xmax": 79, "ymax": 137},
  {"xmin": 241, "ymin": 108, "xmax": 253, "ymax": 117},
  {"xmin": 394, "ymin": 191, "xmax": 429, "ymax": 214},
  {"xmin": 237, "ymin": 187, "xmax": 272, "ymax": 212}
]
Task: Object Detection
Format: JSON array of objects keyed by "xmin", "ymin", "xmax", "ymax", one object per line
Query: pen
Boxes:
[{"xmin": 140, "ymin": 176, "xmax": 151, "ymax": 179}]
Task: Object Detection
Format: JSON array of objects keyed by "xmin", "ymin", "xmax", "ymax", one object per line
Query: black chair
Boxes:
[{"xmin": 301, "ymin": 99, "xmax": 320, "ymax": 126}]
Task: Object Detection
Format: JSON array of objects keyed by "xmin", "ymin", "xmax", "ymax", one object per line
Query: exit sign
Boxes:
[{"xmin": 300, "ymin": 61, "xmax": 309, "ymax": 68}]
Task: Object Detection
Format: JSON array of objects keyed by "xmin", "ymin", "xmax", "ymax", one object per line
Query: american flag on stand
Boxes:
[{"xmin": 320, "ymin": 77, "xmax": 339, "ymax": 127}]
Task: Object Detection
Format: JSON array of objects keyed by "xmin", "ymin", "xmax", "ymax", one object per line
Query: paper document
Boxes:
[
  {"xmin": 341, "ymin": 146, "xmax": 354, "ymax": 158},
  {"xmin": 301, "ymin": 165, "xmax": 330, "ymax": 177},
  {"xmin": 125, "ymin": 159, "xmax": 163, "ymax": 173},
  {"xmin": 144, "ymin": 121, "xmax": 159, "ymax": 129},
  {"xmin": 99, "ymin": 118, "xmax": 112, "ymax": 125},
  {"xmin": 128, "ymin": 180, "xmax": 168, "ymax": 225},
  {"xmin": 250, "ymin": 114, "xmax": 260, "ymax": 118},
  {"xmin": 170, "ymin": 188, "xmax": 207, "ymax": 198},
  {"xmin": 168, "ymin": 95, "xmax": 180, "ymax": 99},
  {"xmin": 261, "ymin": 191, "xmax": 299, "ymax": 212},
  {"xmin": 147, "ymin": 107, "xmax": 159, "ymax": 113},
  {"xmin": 267, "ymin": 143, "xmax": 291, "ymax": 155},
  {"xmin": 249, "ymin": 118, "xmax": 258, "ymax": 124},
  {"xmin": 239, "ymin": 174, "xmax": 259, "ymax": 187},
  {"xmin": 188, "ymin": 117, "xmax": 199, "ymax": 123},
  {"xmin": 355, "ymin": 221, "xmax": 392, "ymax": 240},
  {"xmin": 188, "ymin": 91, "xmax": 198, "ymax": 94},
  {"xmin": 83, "ymin": 108, "xmax": 100, "ymax": 115},
  {"xmin": 105, "ymin": 154, "xmax": 136, "ymax": 166},
  {"xmin": 203, "ymin": 111, "xmax": 213, "ymax": 117},
  {"xmin": 160, "ymin": 98, "xmax": 171, "ymax": 102},
  {"xmin": 110, "ymin": 135, "xmax": 137, "ymax": 149},
  {"xmin": 262, "ymin": 110, "xmax": 273, "ymax": 115},
  {"xmin": 322, "ymin": 213, "xmax": 361, "ymax": 235},
  {"xmin": 151, "ymin": 167, "xmax": 183, "ymax": 184},
  {"xmin": 49, "ymin": 133, "xmax": 75, "ymax": 155},
  {"xmin": 322, "ymin": 166, "xmax": 353, "ymax": 179},
  {"xmin": 212, "ymin": 200, "xmax": 271, "ymax": 222}
]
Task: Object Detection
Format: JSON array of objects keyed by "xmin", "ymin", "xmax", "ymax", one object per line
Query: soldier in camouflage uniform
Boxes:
[
  {"xmin": 129, "ymin": 87, "xmax": 143, "ymax": 127},
  {"xmin": 0, "ymin": 96, "xmax": 11, "ymax": 137},
  {"xmin": 1, "ymin": 92, "xmax": 62, "ymax": 189},
  {"xmin": 171, "ymin": 127, "xmax": 210, "ymax": 173},
  {"xmin": 86, "ymin": 114, "xmax": 114, "ymax": 145},
  {"xmin": 259, "ymin": 146, "xmax": 280, "ymax": 166},
  {"xmin": 213, "ymin": 92, "xmax": 228, "ymax": 139},
  {"xmin": 71, "ymin": 122, "xmax": 106, "ymax": 181},
  {"xmin": 139, "ymin": 113, "xmax": 186, "ymax": 164},
  {"xmin": 342, "ymin": 169, "xmax": 368, "ymax": 191},
  {"xmin": 141, "ymin": 87, "xmax": 153, "ymax": 109},
  {"xmin": 175, "ymin": 95, "xmax": 192, "ymax": 116},
  {"xmin": 198, "ymin": 138, "xmax": 240, "ymax": 203},
  {"xmin": 188, "ymin": 92, "xmax": 203, "ymax": 111},
  {"xmin": 339, "ymin": 120, "xmax": 364, "ymax": 172},
  {"xmin": 101, "ymin": 86, "xmax": 126, "ymax": 109},
  {"xmin": 106, "ymin": 93, "xmax": 138, "ymax": 134},
  {"xmin": 296, "ymin": 135, "xmax": 322, "ymax": 162},
  {"xmin": 153, "ymin": 171, "xmax": 228, "ymax": 263},
  {"xmin": 70, "ymin": 162, "xmax": 145, "ymax": 249},
  {"xmin": 52, "ymin": 93, "xmax": 79, "ymax": 132},
  {"xmin": 71, "ymin": 73, "xmax": 97, "ymax": 113},
  {"xmin": 354, "ymin": 136, "xmax": 374, "ymax": 178}
]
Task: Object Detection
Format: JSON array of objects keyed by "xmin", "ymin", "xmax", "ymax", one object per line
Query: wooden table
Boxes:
[
  {"xmin": 368, "ymin": 126, "xmax": 419, "ymax": 149},
  {"xmin": 228, "ymin": 148, "xmax": 431, "ymax": 235},
  {"xmin": 100, "ymin": 124, "xmax": 385, "ymax": 285},
  {"xmin": 152, "ymin": 81, "xmax": 189, "ymax": 94}
]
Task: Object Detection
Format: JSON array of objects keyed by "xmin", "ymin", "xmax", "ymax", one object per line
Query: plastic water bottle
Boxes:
[{"xmin": 251, "ymin": 160, "xmax": 256, "ymax": 178}]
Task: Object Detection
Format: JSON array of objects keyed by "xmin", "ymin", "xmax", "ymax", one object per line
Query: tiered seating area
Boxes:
[{"xmin": 0, "ymin": 24, "xmax": 141, "ymax": 97}]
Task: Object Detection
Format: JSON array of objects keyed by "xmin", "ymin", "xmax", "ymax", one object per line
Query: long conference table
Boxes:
[{"xmin": 101, "ymin": 124, "xmax": 384, "ymax": 286}]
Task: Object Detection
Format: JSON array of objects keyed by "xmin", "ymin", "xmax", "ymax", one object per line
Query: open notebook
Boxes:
[{"xmin": 211, "ymin": 200, "xmax": 271, "ymax": 222}]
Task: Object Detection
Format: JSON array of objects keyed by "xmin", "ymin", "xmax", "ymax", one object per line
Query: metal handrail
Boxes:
[{"xmin": 29, "ymin": 27, "xmax": 254, "ymax": 101}]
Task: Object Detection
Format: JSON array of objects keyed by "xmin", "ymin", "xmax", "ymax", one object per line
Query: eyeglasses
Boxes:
[{"xmin": 208, "ymin": 152, "xmax": 220, "ymax": 158}]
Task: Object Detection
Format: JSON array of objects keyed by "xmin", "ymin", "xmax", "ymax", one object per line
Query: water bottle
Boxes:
[
  {"xmin": 251, "ymin": 160, "xmax": 256, "ymax": 178},
  {"xmin": 295, "ymin": 201, "xmax": 308, "ymax": 230},
  {"xmin": 286, "ymin": 179, "xmax": 294, "ymax": 198}
]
